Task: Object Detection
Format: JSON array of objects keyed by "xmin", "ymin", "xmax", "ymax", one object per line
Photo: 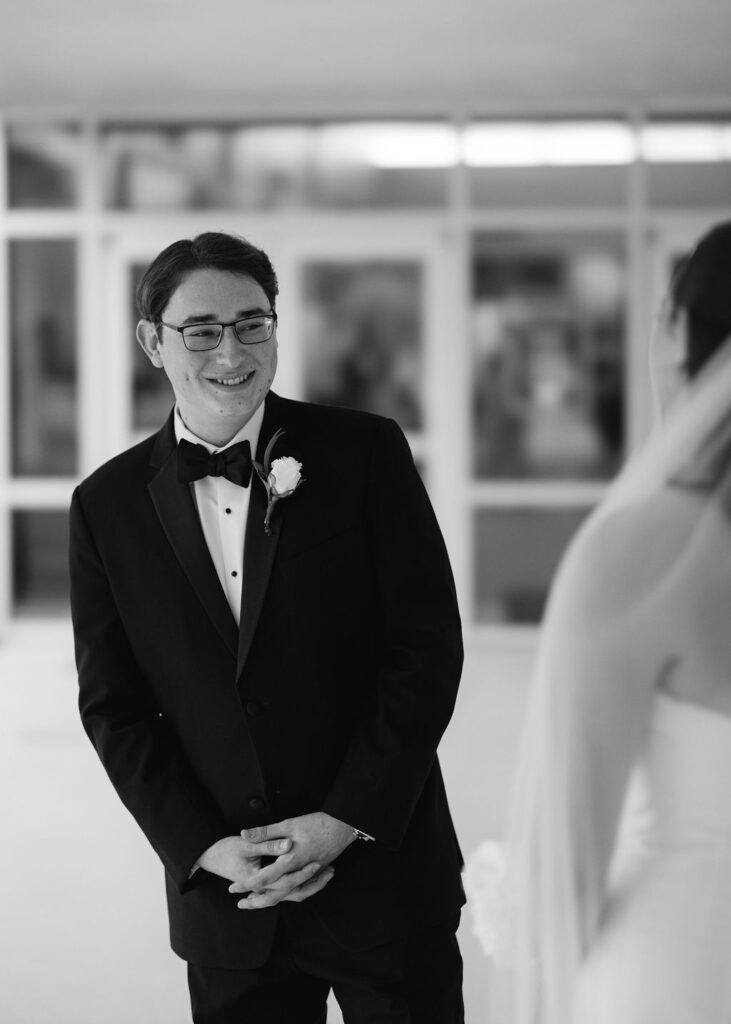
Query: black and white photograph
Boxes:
[{"xmin": 1, "ymin": 2, "xmax": 731, "ymax": 1021}]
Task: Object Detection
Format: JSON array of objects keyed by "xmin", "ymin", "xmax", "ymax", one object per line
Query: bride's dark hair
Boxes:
[{"xmin": 670, "ymin": 220, "xmax": 731, "ymax": 378}]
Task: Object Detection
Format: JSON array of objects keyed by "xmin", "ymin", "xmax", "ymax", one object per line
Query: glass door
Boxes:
[
  {"xmin": 276, "ymin": 223, "xmax": 465, "ymax": 596},
  {"xmin": 467, "ymin": 226, "xmax": 630, "ymax": 630}
]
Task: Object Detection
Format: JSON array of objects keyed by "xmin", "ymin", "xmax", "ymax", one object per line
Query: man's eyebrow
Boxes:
[{"xmin": 178, "ymin": 307, "xmax": 271, "ymax": 326}]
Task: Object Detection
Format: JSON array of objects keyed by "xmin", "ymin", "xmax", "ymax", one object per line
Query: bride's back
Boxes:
[
  {"xmin": 590, "ymin": 482, "xmax": 731, "ymax": 717},
  {"xmin": 654, "ymin": 492, "xmax": 731, "ymax": 715}
]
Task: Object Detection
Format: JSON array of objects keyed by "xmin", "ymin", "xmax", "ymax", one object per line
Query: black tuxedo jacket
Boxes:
[{"xmin": 70, "ymin": 392, "xmax": 465, "ymax": 969}]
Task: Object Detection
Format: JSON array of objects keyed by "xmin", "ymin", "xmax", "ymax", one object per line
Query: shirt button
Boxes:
[
  {"xmin": 231, "ymin": 570, "xmax": 238, "ymax": 577},
  {"xmin": 249, "ymin": 797, "xmax": 265, "ymax": 811},
  {"xmin": 225, "ymin": 508, "xmax": 232, "ymax": 514},
  {"xmin": 246, "ymin": 700, "xmax": 262, "ymax": 717}
]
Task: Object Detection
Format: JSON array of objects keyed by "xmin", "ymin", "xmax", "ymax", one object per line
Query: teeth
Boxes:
[{"xmin": 213, "ymin": 372, "xmax": 251, "ymax": 386}]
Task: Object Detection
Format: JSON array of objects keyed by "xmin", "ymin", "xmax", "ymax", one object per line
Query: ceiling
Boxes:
[{"xmin": 1, "ymin": 0, "xmax": 730, "ymax": 119}]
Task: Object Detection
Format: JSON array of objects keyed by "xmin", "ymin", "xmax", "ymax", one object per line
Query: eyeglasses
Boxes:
[{"xmin": 159, "ymin": 312, "xmax": 277, "ymax": 351}]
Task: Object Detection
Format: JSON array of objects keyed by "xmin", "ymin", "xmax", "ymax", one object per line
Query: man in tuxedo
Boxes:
[{"xmin": 69, "ymin": 231, "xmax": 465, "ymax": 1023}]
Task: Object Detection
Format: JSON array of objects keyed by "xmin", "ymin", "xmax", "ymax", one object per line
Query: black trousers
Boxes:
[{"xmin": 187, "ymin": 907, "xmax": 464, "ymax": 1024}]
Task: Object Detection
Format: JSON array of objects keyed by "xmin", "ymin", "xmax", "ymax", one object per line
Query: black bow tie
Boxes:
[{"xmin": 177, "ymin": 438, "xmax": 253, "ymax": 488}]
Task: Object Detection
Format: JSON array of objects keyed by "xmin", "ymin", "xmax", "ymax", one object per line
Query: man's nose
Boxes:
[{"xmin": 214, "ymin": 324, "xmax": 242, "ymax": 363}]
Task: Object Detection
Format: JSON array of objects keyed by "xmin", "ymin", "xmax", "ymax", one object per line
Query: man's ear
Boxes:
[{"xmin": 136, "ymin": 319, "xmax": 164, "ymax": 367}]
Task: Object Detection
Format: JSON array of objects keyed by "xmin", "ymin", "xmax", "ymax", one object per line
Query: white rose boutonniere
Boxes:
[
  {"xmin": 253, "ymin": 428, "xmax": 304, "ymax": 535},
  {"xmin": 269, "ymin": 456, "xmax": 302, "ymax": 495}
]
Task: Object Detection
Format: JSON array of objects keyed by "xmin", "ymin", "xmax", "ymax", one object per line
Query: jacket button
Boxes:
[
  {"xmin": 249, "ymin": 797, "xmax": 265, "ymax": 811},
  {"xmin": 245, "ymin": 700, "xmax": 263, "ymax": 717}
]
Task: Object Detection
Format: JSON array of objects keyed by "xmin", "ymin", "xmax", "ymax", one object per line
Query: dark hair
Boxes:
[
  {"xmin": 136, "ymin": 232, "xmax": 279, "ymax": 323},
  {"xmin": 670, "ymin": 220, "xmax": 731, "ymax": 378}
]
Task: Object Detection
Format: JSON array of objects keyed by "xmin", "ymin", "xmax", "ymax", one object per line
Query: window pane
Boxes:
[
  {"xmin": 647, "ymin": 163, "xmax": 731, "ymax": 207},
  {"xmin": 12, "ymin": 510, "xmax": 70, "ymax": 617},
  {"xmin": 7, "ymin": 125, "xmax": 81, "ymax": 208},
  {"xmin": 10, "ymin": 240, "xmax": 78, "ymax": 475},
  {"xmin": 466, "ymin": 121, "xmax": 631, "ymax": 208},
  {"xmin": 302, "ymin": 260, "xmax": 424, "ymax": 431},
  {"xmin": 228, "ymin": 125, "xmax": 313, "ymax": 207},
  {"xmin": 643, "ymin": 120, "xmax": 731, "ymax": 207},
  {"xmin": 474, "ymin": 506, "xmax": 591, "ymax": 624},
  {"xmin": 102, "ymin": 125, "xmax": 230, "ymax": 209},
  {"xmin": 470, "ymin": 165, "xmax": 627, "ymax": 208},
  {"xmin": 129, "ymin": 263, "xmax": 174, "ymax": 432},
  {"xmin": 308, "ymin": 124, "xmax": 448, "ymax": 208},
  {"xmin": 472, "ymin": 231, "xmax": 626, "ymax": 480}
]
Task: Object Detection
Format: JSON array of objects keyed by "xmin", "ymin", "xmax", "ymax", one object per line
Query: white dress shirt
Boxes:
[{"xmin": 174, "ymin": 403, "xmax": 265, "ymax": 627}]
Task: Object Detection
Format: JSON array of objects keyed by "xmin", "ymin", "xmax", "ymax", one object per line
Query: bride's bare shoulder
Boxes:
[
  {"xmin": 603, "ymin": 486, "xmax": 703, "ymax": 545},
  {"xmin": 557, "ymin": 488, "xmax": 704, "ymax": 618}
]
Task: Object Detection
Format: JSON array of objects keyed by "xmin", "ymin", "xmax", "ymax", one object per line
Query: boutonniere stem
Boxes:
[{"xmin": 253, "ymin": 428, "xmax": 304, "ymax": 536}]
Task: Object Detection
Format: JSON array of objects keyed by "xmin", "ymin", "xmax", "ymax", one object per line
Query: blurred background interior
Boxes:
[{"xmin": 1, "ymin": 0, "xmax": 730, "ymax": 1020}]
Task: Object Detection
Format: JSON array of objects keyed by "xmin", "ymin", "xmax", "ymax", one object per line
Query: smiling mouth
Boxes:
[{"xmin": 209, "ymin": 371, "xmax": 254, "ymax": 387}]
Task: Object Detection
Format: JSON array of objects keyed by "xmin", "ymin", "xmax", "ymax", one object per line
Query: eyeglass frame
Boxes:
[{"xmin": 157, "ymin": 311, "xmax": 278, "ymax": 351}]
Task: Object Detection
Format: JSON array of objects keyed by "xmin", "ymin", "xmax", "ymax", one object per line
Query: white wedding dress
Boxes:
[{"xmin": 573, "ymin": 690, "xmax": 731, "ymax": 1023}]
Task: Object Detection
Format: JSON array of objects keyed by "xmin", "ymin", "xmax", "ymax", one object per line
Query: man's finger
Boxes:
[
  {"xmin": 236, "ymin": 869, "xmax": 334, "ymax": 911},
  {"xmin": 283, "ymin": 867, "xmax": 335, "ymax": 904},
  {"xmin": 238, "ymin": 836, "xmax": 292, "ymax": 859},
  {"xmin": 236, "ymin": 891, "xmax": 281, "ymax": 910},
  {"xmin": 240, "ymin": 819, "xmax": 289, "ymax": 845},
  {"xmin": 228, "ymin": 852, "xmax": 298, "ymax": 894},
  {"xmin": 249, "ymin": 852, "xmax": 308, "ymax": 889},
  {"xmin": 240, "ymin": 825, "xmax": 272, "ymax": 843},
  {"xmin": 236, "ymin": 862, "xmax": 323, "ymax": 910}
]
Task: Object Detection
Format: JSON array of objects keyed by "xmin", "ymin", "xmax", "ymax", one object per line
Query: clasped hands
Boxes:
[{"xmin": 197, "ymin": 811, "xmax": 356, "ymax": 910}]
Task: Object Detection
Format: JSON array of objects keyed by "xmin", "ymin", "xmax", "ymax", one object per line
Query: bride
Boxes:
[{"xmin": 468, "ymin": 220, "xmax": 731, "ymax": 1023}]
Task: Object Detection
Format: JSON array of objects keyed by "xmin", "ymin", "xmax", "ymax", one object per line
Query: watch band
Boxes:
[{"xmin": 351, "ymin": 827, "xmax": 375, "ymax": 842}]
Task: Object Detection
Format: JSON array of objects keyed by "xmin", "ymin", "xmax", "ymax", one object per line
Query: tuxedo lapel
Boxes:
[
  {"xmin": 236, "ymin": 394, "xmax": 289, "ymax": 680},
  {"xmin": 148, "ymin": 414, "xmax": 239, "ymax": 660}
]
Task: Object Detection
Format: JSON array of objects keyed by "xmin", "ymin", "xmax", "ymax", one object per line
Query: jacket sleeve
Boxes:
[
  {"xmin": 320, "ymin": 417, "xmax": 464, "ymax": 850},
  {"xmin": 69, "ymin": 486, "xmax": 228, "ymax": 891}
]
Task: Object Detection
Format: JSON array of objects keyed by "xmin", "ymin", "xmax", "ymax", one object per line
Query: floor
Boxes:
[{"xmin": 1, "ymin": 622, "xmax": 532, "ymax": 1023}]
